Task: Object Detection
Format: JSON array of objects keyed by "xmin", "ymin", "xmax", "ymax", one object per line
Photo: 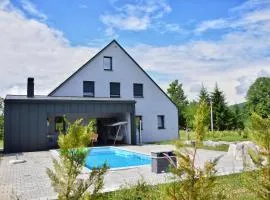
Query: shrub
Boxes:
[
  {"xmin": 47, "ymin": 119, "xmax": 107, "ymax": 200},
  {"xmin": 167, "ymin": 101, "xmax": 224, "ymax": 200},
  {"xmin": 243, "ymin": 113, "xmax": 270, "ymax": 200}
]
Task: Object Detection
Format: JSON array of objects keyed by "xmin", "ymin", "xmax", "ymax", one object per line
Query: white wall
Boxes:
[{"xmin": 50, "ymin": 41, "xmax": 178, "ymax": 143}]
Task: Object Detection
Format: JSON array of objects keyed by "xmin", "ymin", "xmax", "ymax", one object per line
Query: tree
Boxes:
[
  {"xmin": 183, "ymin": 101, "xmax": 198, "ymax": 129},
  {"xmin": 247, "ymin": 77, "xmax": 270, "ymax": 118},
  {"xmin": 230, "ymin": 105, "xmax": 245, "ymax": 130},
  {"xmin": 0, "ymin": 97, "xmax": 3, "ymax": 112},
  {"xmin": 198, "ymin": 84, "xmax": 210, "ymax": 105},
  {"xmin": 244, "ymin": 113, "xmax": 270, "ymax": 200},
  {"xmin": 210, "ymin": 84, "xmax": 230, "ymax": 130},
  {"xmin": 47, "ymin": 119, "xmax": 107, "ymax": 200},
  {"xmin": 167, "ymin": 80, "xmax": 188, "ymax": 128},
  {"xmin": 166, "ymin": 100, "xmax": 224, "ymax": 200}
]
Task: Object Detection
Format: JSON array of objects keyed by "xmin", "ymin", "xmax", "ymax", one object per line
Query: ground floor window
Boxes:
[
  {"xmin": 157, "ymin": 115, "xmax": 165, "ymax": 129},
  {"xmin": 136, "ymin": 116, "xmax": 143, "ymax": 131},
  {"xmin": 55, "ymin": 116, "xmax": 65, "ymax": 132}
]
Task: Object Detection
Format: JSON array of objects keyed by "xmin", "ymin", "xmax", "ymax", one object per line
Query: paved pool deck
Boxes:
[{"xmin": 0, "ymin": 144, "xmax": 243, "ymax": 200}]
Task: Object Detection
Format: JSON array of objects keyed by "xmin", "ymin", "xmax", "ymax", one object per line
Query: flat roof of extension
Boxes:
[{"xmin": 5, "ymin": 95, "xmax": 136, "ymax": 104}]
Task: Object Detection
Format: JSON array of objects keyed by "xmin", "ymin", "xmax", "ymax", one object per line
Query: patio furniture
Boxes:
[
  {"xmin": 151, "ymin": 151, "xmax": 176, "ymax": 173},
  {"xmin": 90, "ymin": 133, "xmax": 98, "ymax": 146},
  {"xmin": 106, "ymin": 121, "xmax": 128, "ymax": 145}
]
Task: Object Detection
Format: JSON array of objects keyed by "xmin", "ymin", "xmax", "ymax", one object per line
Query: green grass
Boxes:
[
  {"xmin": 102, "ymin": 172, "xmax": 259, "ymax": 200},
  {"xmin": 180, "ymin": 130, "xmax": 249, "ymax": 142},
  {"xmin": 0, "ymin": 139, "xmax": 3, "ymax": 149}
]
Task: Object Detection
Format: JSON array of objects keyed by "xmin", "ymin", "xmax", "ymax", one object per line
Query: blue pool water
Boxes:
[{"xmin": 85, "ymin": 147, "xmax": 151, "ymax": 169}]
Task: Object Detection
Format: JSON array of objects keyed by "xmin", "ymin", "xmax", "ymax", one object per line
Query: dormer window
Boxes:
[
  {"xmin": 83, "ymin": 81, "xmax": 95, "ymax": 97},
  {"xmin": 104, "ymin": 56, "xmax": 112, "ymax": 71}
]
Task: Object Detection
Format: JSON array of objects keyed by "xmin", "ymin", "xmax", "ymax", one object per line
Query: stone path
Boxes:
[
  {"xmin": 0, "ymin": 145, "xmax": 244, "ymax": 199},
  {"xmin": 0, "ymin": 151, "xmax": 56, "ymax": 200}
]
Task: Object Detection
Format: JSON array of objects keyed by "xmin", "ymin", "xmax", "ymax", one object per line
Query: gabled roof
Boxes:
[{"xmin": 48, "ymin": 40, "xmax": 177, "ymax": 108}]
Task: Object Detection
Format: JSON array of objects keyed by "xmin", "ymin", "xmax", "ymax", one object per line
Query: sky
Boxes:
[{"xmin": 0, "ymin": 0, "xmax": 270, "ymax": 104}]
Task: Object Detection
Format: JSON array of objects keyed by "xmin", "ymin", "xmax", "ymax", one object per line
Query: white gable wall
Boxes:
[{"xmin": 51, "ymin": 41, "xmax": 178, "ymax": 143}]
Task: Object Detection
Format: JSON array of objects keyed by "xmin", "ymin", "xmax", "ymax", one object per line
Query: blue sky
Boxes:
[
  {"xmin": 0, "ymin": 0, "xmax": 270, "ymax": 104},
  {"xmin": 10, "ymin": 0, "xmax": 245, "ymax": 46}
]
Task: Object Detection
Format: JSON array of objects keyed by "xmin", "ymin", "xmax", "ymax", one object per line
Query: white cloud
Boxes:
[
  {"xmin": 230, "ymin": 0, "xmax": 270, "ymax": 12},
  {"xmin": 0, "ymin": 1, "xmax": 98, "ymax": 96},
  {"xmin": 128, "ymin": 26, "xmax": 270, "ymax": 104},
  {"xmin": 100, "ymin": 15, "xmax": 150, "ymax": 31},
  {"xmin": 235, "ymin": 69, "xmax": 270, "ymax": 95},
  {"xmin": 153, "ymin": 22, "xmax": 184, "ymax": 34},
  {"xmin": 20, "ymin": 0, "xmax": 47, "ymax": 20},
  {"xmin": 100, "ymin": 0, "xmax": 175, "ymax": 36},
  {"xmin": 195, "ymin": 0, "xmax": 270, "ymax": 34},
  {"xmin": 195, "ymin": 19, "xmax": 228, "ymax": 33}
]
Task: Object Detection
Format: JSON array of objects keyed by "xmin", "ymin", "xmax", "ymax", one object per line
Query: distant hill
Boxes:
[{"xmin": 229, "ymin": 102, "xmax": 247, "ymax": 109}]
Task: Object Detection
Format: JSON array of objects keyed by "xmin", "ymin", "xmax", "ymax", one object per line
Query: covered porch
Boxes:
[
  {"xmin": 4, "ymin": 96, "xmax": 136, "ymax": 153},
  {"xmin": 46, "ymin": 112, "xmax": 132, "ymax": 148}
]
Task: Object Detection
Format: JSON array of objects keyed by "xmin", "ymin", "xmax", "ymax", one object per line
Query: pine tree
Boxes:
[
  {"xmin": 230, "ymin": 105, "xmax": 245, "ymax": 130},
  {"xmin": 167, "ymin": 80, "xmax": 188, "ymax": 128},
  {"xmin": 210, "ymin": 84, "xmax": 230, "ymax": 130},
  {"xmin": 198, "ymin": 84, "xmax": 210, "ymax": 105}
]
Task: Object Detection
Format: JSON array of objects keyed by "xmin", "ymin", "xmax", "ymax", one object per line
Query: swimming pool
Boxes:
[{"xmin": 85, "ymin": 147, "xmax": 151, "ymax": 169}]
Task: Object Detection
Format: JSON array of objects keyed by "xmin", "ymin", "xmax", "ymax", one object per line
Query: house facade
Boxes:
[{"xmin": 4, "ymin": 40, "xmax": 178, "ymax": 153}]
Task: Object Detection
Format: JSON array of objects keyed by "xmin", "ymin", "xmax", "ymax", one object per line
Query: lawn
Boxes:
[
  {"xmin": 0, "ymin": 139, "xmax": 3, "ymax": 149},
  {"xmin": 103, "ymin": 172, "xmax": 258, "ymax": 200}
]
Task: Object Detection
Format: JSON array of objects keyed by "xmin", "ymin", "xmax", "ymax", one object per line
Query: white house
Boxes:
[
  {"xmin": 4, "ymin": 40, "xmax": 179, "ymax": 153},
  {"xmin": 48, "ymin": 40, "xmax": 178, "ymax": 144}
]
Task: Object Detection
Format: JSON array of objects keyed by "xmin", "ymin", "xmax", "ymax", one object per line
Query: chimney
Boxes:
[{"xmin": 27, "ymin": 77, "xmax": 34, "ymax": 97}]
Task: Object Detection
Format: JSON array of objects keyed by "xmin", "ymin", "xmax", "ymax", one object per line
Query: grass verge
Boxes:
[{"xmin": 103, "ymin": 172, "xmax": 258, "ymax": 200}]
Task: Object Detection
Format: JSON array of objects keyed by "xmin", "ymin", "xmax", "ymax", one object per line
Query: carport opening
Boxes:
[{"xmin": 46, "ymin": 112, "xmax": 131, "ymax": 149}]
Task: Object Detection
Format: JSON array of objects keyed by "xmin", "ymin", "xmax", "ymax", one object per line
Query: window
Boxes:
[
  {"xmin": 157, "ymin": 115, "xmax": 165, "ymax": 129},
  {"xmin": 103, "ymin": 56, "xmax": 112, "ymax": 70},
  {"xmin": 55, "ymin": 116, "xmax": 65, "ymax": 132},
  {"xmin": 136, "ymin": 116, "xmax": 143, "ymax": 130},
  {"xmin": 110, "ymin": 82, "xmax": 120, "ymax": 98},
  {"xmin": 133, "ymin": 83, "xmax": 143, "ymax": 98},
  {"xmin": 83, "ymin": 81, "xmax": 95, "ymax": 97}
]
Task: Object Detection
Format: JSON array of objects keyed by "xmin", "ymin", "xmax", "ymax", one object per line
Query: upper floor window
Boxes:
[
  {"xmin": 157, "ymin": 115, "xmax": 165, "ymax": 129},
  {"xmin": 110, "ymin": 82, "xmax": 120, "ymax": 98},
  {"xmin": 133, "ymin": 83, "xmax": 143, "ymax": 98},
  {"xmin": 83, "ymin": 81, "xmax": 95, "ymax": 97},
  {"xmin": 103, "ymin": 56, "xmax": 112, "ymax": 71}
]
